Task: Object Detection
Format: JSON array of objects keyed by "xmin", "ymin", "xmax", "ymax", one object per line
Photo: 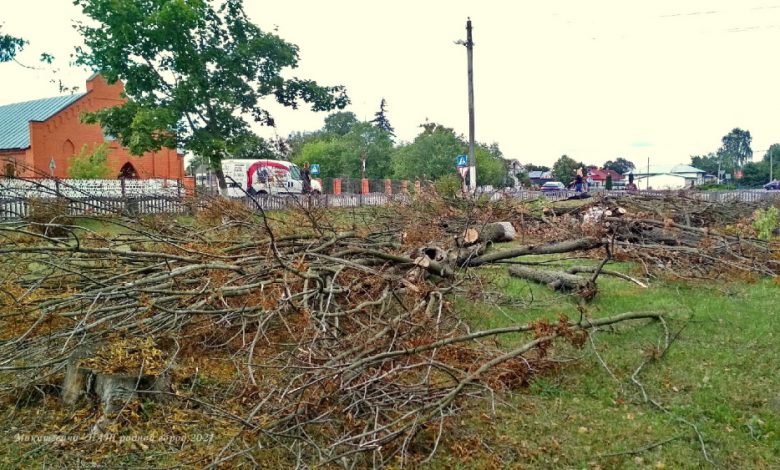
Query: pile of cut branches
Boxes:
[{"xmin": 0, "ymin": 191, "xmax": 775, "ymax": 467}]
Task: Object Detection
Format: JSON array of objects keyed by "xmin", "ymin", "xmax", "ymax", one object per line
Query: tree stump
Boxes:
[{"xmin": 61, "ymin": 340, "xmax": 172, "ymax": 413}]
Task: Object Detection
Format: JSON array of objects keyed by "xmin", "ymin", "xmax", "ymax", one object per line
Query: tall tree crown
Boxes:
[{"xmin": 74, "ymin": 0, "xmax": 349, "ymax": 189}]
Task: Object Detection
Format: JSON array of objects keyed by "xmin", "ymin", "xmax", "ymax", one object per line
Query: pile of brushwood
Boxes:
[{"xmin": 0, "ymin": 190, "xmax": 777, "ymax": 467}]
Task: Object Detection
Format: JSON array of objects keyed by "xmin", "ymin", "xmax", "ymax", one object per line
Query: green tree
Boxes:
[
  {"xmin": 323, "ymin": 111, "xmax": 359, "ymax": 136},
  {"xmin": 474, "ymin": 143, "xmax": 509, "ymax": 187},
  {"xmin": 718, "ymin": 128, "xmax": 753, "ymax": 168},
  {"xmin": 68, "ymin": 144, "xmax": 112, "ymax": 179},
  {"xmin": 552, "ymin": 155, "xmax": 580, "ymax": 183},
  {"xmin": 0, "ymin": 27, "xmax": 26, "ymax": 62},
  {"xmin": 392, "ymin": 123, "xmax": 464, "ymax": 181},
  {"xmin": 292, "ymin": 139, "xmax": 351, "ymax": 178},
  {"xmin": 740, "ymin": 161, "xmax": 770, "ymax": 187},
  {"xmin": 370, "ymin": 99, "xmax": 394, "ymax": 138},
  {"xmin": 347, "ymin": 122, "xmax": 394, "ymax": 179},
  {"xmin": 74, "ymin": 0, "xmax": 349, "ymax": 192},
  {"xmin": 738, "ymin": 145, "xmax": 780, "ymax": 186},
  {"xmin": 603, "ymin": 157, "xmax": 635, "ymax": 175},
  {"xmin": 762, "ymin": 144, "xmax": 780, "ymax": 180},
  {"xmin": 690, "ymin": 152, "xmax": 722, "ymax": 176},
  {"xmin": 292, "ymin": 122, "xmax": 394, "ymax": 179}
]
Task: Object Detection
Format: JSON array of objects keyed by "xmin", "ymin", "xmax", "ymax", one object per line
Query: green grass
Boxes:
[{"xmin": 440, "ymin": 258, "xmax": 780, "ymax": 469}]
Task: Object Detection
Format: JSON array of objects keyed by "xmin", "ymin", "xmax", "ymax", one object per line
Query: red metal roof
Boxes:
[{"xmin": 589, "ymin": 168, "xmax": 624, "ymax": 181}]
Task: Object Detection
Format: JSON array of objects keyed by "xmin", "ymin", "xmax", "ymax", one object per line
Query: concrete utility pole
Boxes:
[
  {"xmin": 646, "ymin": 156, "xmax": 650, "ymax": 190},
  {"xmin": 464, "ymin": 18, "xmax": 477, "ymax": 192}
]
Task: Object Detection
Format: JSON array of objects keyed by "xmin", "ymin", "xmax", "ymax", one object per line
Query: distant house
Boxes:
[
  {"xmin": 626, "ymin": 164, "xmax": 705, "ymax": 190},
  {"xmin": 528, "ymin": 170, "xmax": 554, "ymax": 185},
  {"xmin": 587, "ymin": 168, "xmax": 624, "ymax": 189},
  {"xmin": 0, "ymin": 74, "xmax": 183, "ymax": 180}
]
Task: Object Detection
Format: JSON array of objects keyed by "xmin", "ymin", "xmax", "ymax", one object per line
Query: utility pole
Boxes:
[
  {"xmin": 460, "ymin": 18, "xmax": 477, "ymax": 193},
  {"xmin": 646, "ymin": 156, "xmax": 650, "ymax": 191}
]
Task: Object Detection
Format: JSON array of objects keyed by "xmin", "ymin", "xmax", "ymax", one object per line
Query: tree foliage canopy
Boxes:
[
  {"xmin": 552, "ymin": 155, "xmax": 581, "ymax": 183},
  {"xmin": 718, "ymin": 128, "xmax": 753, "ymax": 168},
  {"xmin": 690, "ymin": 152, "xmax": 721, "ymax": 176},
  {"xmin": 370, "ymin": 99, "xmax": 394, "ymax": 137},
  {"xmin": 392, "ymin": 123, "xmax": 463, "ymax": 182},
  {"xmin": 73, "ymin": 0, "xmax": 349, "ymax": 189},
  {"xmin": 602, "ymin": 157, "xmax": 635, "ymax": 175},
  {"xmin": 0, "ymin": 27, "xmax": 26, "ymax": 63},
  {"xmin": 323, "ymin": 111, "xmax": 359, "ymax": 136}
]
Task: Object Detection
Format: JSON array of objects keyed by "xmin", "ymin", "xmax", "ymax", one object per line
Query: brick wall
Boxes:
[{"xmin": 23, "ymin": 75, "xmax": 183, "ymax": 180}]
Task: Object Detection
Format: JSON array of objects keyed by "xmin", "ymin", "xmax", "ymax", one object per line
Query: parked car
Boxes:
[
  {"xmin": 540, "ymin": 181, "xmax": 566, "ymax": 192},
  {"xmin": 764, "ymin": 180, "xmax": 780, "ymax": 190}
]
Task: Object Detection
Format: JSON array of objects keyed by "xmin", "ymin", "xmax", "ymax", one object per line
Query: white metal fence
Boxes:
[{"xmin": 1, "ymin": 176, "xmax": 778, "ymax": 222}]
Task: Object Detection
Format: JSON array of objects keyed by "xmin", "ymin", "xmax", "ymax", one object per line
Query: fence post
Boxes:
[
  {"xmin": 401, "ymin": 180, "xmax": 409, "ymax": 193},
  {"xmin": 120, "ymin": 178, "xmax": 126, "ymax": 199},
  {"xmin": 414, "ymin": 180, "xmax": 421, "ymax": 193},
  {"xmin": 333, "ymin": 178, "xmax": 341, "ymax": 195},
  {"xmin": 361, "ymin": 178, "xmax": 369, "ymax": 195},
  {"xmin": 385, "ymin": 179, "xmax": 392, "ymax": 196}
]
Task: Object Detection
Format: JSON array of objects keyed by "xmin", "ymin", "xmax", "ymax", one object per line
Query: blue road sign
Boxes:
[
  {"xmin": 455, "ymin": 154, "xmax": 469, "ymax": 167},
  {"xmin": 310, "ymin": 164, "xmax": 320, "ymax": 176}
]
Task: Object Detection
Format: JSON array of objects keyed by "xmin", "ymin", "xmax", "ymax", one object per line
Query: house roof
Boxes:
[
  {"xmin": 528, "ymin": 170, "xmax": 553, "ymax": 179},
  {"xmin": 626, "ymin": 164, "xmax": 705, "ymax": 176},
  {"xmin": 589, "ymin": 168, "xmax": 624, "ymax": 180},
  {"xmin": 0, "ymin": 93, "xmax": 87, "ymax": 150}
]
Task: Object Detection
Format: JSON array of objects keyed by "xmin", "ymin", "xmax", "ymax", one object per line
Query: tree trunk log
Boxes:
[
  {"xmin": 508, "ymin": 266, "xmax": 596, "ymax": 300},
  {"xmin": 467, "ymin": 237, "xmax": 603, "ymax": 267}
]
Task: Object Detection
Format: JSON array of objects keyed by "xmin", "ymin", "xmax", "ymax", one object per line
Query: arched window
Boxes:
[
  {"xmin": 62, "ymin": 139, "xmax": 75, "ymax": 156},
  {"xmin": 118, "ymin": 162, "xmax": 138, "ymax": 179},
  {"xmin": 3, "ymin": 160, "xmax": 15, "ymax": 177}
]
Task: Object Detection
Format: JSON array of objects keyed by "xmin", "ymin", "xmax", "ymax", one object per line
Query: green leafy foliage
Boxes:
[
  {"xmin": 434, "ymin": 174, "xmax": 462, "ymax": 198},
  {"xmin": 602, "ymin": 157, "xmax": 635, "ymax": 175},
  {"xmin": 392, "ymin": 123, "xmax": 464, "ymax": 182},
  {"xmin": 0, "ymin": 27, "xmax": 26, "ymax": 62},
  {"xmin": 73, "ymin": 0, "xmax": 349, "ymax": 190},
  {"xmin": 68, "ymin": 143, "xmax": 112, "ymax": 179},
  {"xmin": 323, "ymin": 111, "xmax": 359, "ymax": 136},
  {"xmin": 719, "ymin": 128, "xmax": 753, "ymax": 168},
  {"xmin": 690, "ymin": 152, "xmax": 722, "ymax": 177},
  {"xmin": 292, "ymin": 122, "xmax": 393, "ymax": 179},
  {"xmin": 370, "ymin": 99, "xmax": 394, "ymax": 137},
  {"xmin": 552, "ymin": 155, "xmax": 581, "ymax": 183},
  {"xmin": 753, "ymin": 207, "xmax": 778, "ymax": 240}
]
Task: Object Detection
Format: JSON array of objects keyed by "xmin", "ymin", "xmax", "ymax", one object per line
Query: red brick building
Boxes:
[
  {"xmin": 0, "ymin": 75, "xmax": 183, "ymax": 180},
  {"xmin": 588, "ymin": 168, "xmax": 624, "ymax": 188}
]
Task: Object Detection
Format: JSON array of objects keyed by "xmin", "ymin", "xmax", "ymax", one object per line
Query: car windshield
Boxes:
[{"xmin": 289, "ymin": 165, "xmax": 302, "ymax": 181}]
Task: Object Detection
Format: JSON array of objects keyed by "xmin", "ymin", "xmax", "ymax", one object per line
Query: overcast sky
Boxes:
[{"xmin": 2, "ymin": 1, "xmax": 780, "ymax": 168}]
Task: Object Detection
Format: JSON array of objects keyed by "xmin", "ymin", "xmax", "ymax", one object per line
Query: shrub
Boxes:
[
  {"xmin": 68, "ymin": 143, "xmax": 112, "ymax": 179},
  {"xmin": 753, "ymin": 206, "xmax": 778, "ymax": 240},
  {"xmin": 434, "ymin": 174, "xmax": 463, "ymax": 198}
]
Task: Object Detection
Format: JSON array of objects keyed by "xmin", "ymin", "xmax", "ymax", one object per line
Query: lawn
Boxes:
[{"xmin": 434, "ymin": 258, "xmax": 780, "ymax": 469}]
